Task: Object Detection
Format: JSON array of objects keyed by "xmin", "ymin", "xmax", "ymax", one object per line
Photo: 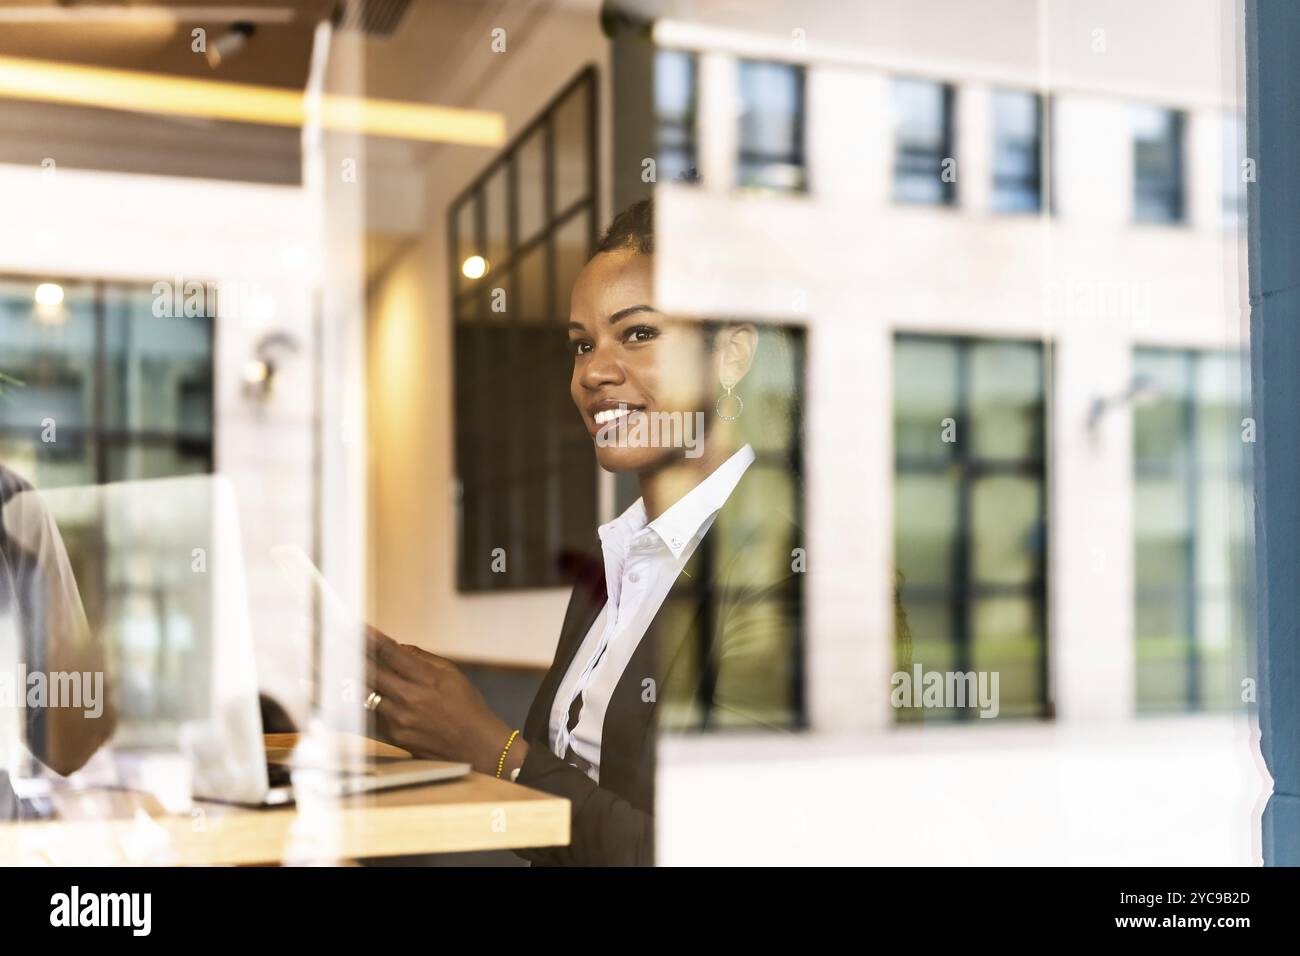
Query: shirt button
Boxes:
[
  {"xmin": 629, "ymin": 572, "xmax": 640, "ymax": 583},
  {"xmin": 670, "ymin": 538, "xmax": 682, "ymax": 549}
]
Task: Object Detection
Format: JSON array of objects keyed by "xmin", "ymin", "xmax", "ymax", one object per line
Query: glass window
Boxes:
[
  {"xmin": 449, "ymin": 68, "xmax": 599, "ymax": 592},
  {"xmin": 737, "ymin": 59, "xmax": 806, "ymax": 192},
  {"xmin": 991, "ymin": 89, "xmax": 1043, "ymax": 213},
  {"xmin": 893, "ymin": 335, "xmax": 1048, "ymax": 722},
  {"xmin": 1134, "ymin": 348, "xmax": 1250, "ymax": 712},
  {"xmin": 553, "ymin": 79, "xmax": 591, "ymax": 211},
  {"xmin": 515, "ymin": 128, "xmax": 547, "ymax": 245},
  {"xmin": 1133, "ymin": 106, "xmax": 1186, "ymax": 223},
  {"xmin": 894, "ymin": 78, "xmax": 956, "ymax": 205},
  {"xmin": 655, "ymin": 48, "xmax": 698, "ymax": 184},
  {"xmin": 0, "ymin": 277, "xmax": 214, "ymax": 488},
  {"xmin": 104, "ymin": 287, "xmax": 212, "ymax": 435},
  {"xmin": 636, "ymin": 324, "xmax": 808, "ymax": 732}
]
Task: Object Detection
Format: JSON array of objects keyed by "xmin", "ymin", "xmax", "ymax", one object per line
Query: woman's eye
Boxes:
[
  {"xmin": 625, "ymin": 325, "xmax": 659, "ymax": 344},
  {"xmin": 572, "ymin": 340, "xmax": 593, "ymax": 356}
]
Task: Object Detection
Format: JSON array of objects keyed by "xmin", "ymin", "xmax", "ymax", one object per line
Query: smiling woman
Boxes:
[{"xmin": 366, "ymin": 196, "xmax": 808, "ymax": 865}]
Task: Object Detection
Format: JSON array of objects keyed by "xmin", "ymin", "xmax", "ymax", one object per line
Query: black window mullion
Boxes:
[
  {"xmin": 953, "ymin": 341, "xmax": 973, "ymax": 718},
  {"xmin": 542, "ymin": 113, "xmax": 562, "ymax": 587},
  {"xmin": 1184, "ymin": 350, "xmax": 1201, "ymax": 709},
  {"xmin": 503, "ymin": 150, "xmax": 527, "ymax": 586},
  {"xmin": 94, "ymin": 279, "xmax": 107, "ymax": 484}
]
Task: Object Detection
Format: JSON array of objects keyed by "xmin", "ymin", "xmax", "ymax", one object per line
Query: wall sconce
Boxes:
[
  {"xmin": 1087, "ymin": 374, "xmax": 1160, "ymax": 434},
  {"xmin": 243, "ymin": 331, "xmax": 300, "ymax": 402}
]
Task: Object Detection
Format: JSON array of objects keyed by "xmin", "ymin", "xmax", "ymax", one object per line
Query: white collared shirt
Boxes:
[{"xmin": 548, "ymin": 444, "xmax": 757, "ymax": 781}]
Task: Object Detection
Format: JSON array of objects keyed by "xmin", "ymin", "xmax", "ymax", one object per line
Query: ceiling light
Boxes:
[
  {"xmin": 461, "ymin": 256, "xmax": 488, "ymax": 279},
  {"xmin": 0, "ymin": 55, "xmax": 506, "ymax": 147},
  {"xmin": 34, "ymin": 282, "xmax": 64, "ymax": 306},
  {"xmin": 206, "ymin": 22, "xmax": 256, "ymax": 69},
  {"xmin": 0, "ymin": 6, "xmax": 295, "ymax": 24}
]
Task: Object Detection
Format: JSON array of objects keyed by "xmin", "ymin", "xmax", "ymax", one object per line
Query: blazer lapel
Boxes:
[{"xmin": 523, "ymin": 541, "xmax": 607, "ymax": 742}]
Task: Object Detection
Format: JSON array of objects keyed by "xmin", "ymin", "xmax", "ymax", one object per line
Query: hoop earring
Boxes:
[{"xmin": 715, "ymin": 382, "xmax": 743, "ymax": 422}]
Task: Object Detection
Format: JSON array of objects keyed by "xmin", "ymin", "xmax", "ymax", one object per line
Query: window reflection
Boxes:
[
  {"xmin": 893, "ymin": 336, "xmax": 1048, "ymax": 721},
  {"xmin": 737, "ymin": 59, "xmax": 806, "ymax": 192},
  {"xmin": 1134, "ymin": 349, "xmax": 1250, "ymax": 711},
  {"xmin": 894, "ymin": 78, "xmax": 956, "ymax": 205}
]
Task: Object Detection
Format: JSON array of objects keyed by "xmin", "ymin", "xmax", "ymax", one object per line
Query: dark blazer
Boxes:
[{"xmin": 513, "ymin": 466, "xmax": 803, "ymax": 866}]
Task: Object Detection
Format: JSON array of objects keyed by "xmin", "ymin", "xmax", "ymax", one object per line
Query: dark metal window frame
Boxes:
[
  {"xmin": 0, "ymin": 272, "xmax": 217, "ymax": 483},
  {"xmin": 893, "ymin": 332, "xmax": 1051, "ymax": 720},
  {"xmin": 735, "ymin": 58, "xmax": 808, "ymax": 192},
  {"xmin": 1133, "ymin": 106, "xmax": 1187, "ymax": 224},
  {"xmin": 447, "ymin": 66, "xmax": 600, "ymax": 593},
  {"xmin": 695, "ymin": 326, "xmax": 808, "ymax": 733},
  {"xmin": 893, "ymin": 77, "xmax": 958, "ymax": 206},
  {"xmin": 1133, "ymin": 346, "xmax": 1250, "ymax": 712},
  {"xmin": 654, "ymin": 47, "xmax": 700, "ymax": 183},
  {"xmin": 991, "ymin": 87, "xmax": 1045, "ymax": 214}
]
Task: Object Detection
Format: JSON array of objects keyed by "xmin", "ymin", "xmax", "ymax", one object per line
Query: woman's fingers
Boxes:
[
  {"xmin": 403, "ymin": 643, "xmax": 449, "ymax": 666},
  {"xmin": 365, "ymin": 655, "xmax": 417, "ymax": 707},
  {"xmin": 364, "ymin": 624, "xmax": 404, "ymax": 665}
]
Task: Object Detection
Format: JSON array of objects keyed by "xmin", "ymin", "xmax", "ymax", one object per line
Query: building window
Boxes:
[
  {"xmin": 623, "ymin": 324, "xmax": 808, "ymax": 732},
  {"xmin": 893, "ymin": 78, "xmax": 956, "ymax": 205},
  {"xmin": 736, "ymin": 59, "xmax": 806, "ymax": 192},
  {"xmin": 991, "ymin": 89, "xmax": 1043, "ymax": 213},
  {"xmin": 1133, "ymin": 106, "xmax": 1186, "ymax": 223},
  {"xmin": 0, "ymin": 277, "xmax": 214, "ymax": 488},
  {"xmin": 655, "ymin": 48, "xmax": 698, "ymax": 184},
  {"xmin": 1134, "ymin": 349, "xmax": 1250, "ymax": 712},
  {"xmin": 449, "ymin": 67, "xmax": 598, "ymax": 593},
  {"xmin": 893, "ymin": 335, "xmax": 1048, "ymax": 721}
]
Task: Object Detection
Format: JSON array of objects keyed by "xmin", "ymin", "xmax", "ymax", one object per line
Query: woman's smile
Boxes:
[{"xmin": 587, "ymin": 399, "xmax": 647, "ymax": 435}]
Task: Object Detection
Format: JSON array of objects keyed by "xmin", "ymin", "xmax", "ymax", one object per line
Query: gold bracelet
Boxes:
[{"xmin": 496, "ymin": 729, "xmax": 521, "ymax": 779}]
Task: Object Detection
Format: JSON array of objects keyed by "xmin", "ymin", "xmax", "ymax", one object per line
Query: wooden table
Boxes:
[{"xmin": 0, "ymin": 735, "xmax": 569, "ymax": 865}]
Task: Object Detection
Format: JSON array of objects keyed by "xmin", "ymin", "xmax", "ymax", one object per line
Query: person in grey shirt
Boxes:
[{"xmin": 0, "ymin": 462, "xmax": 114, "ymax": 816}]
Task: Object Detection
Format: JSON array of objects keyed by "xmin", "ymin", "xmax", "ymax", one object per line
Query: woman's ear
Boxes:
[{"xmin": 715, "ymin": 323, "xmax": 759, "ymax": 387}]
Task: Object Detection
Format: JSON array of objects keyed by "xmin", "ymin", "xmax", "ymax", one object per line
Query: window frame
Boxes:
[
  {"xmin": 990, "ymin": 87, "xmax": 1045, "ymax": 214},
  {"xmin": 447, "ymin": 66, "xmax": 601, "ymax": 593},
  {"xmin": 892, "ymin": 77, "xmax": 958, "ymax": 206},
  {"xmin": 0, "ymin": 273, "xmax": 217, "ymax": 485},
  {"xmin": 1132, "ymin": 105, "xmax": 1188, "ymax": 225},
  {"xmin": 892, "ymin": 333, "xmax": 1051, "ymax": 721},
  {"xmin": 735, "ymin": 57, "xmax": 808, "ymax": 193},
  {"xmin": 1132, "ymin": 347, "xmax": 1251, "ymax": 712},
  {"xmin": 654, "ymin": 47, "xmax": 700, "ymax": 185}
]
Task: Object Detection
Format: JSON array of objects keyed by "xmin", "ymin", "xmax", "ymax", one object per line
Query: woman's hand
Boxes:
[{"xmin": 363, "ymin": 626, "xmax": 516, "ymax": 776}]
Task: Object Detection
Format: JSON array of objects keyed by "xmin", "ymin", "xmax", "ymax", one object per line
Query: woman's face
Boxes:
[{"xmin": 568, "ymin": 247, "xmax": 714, "ymax": 473}]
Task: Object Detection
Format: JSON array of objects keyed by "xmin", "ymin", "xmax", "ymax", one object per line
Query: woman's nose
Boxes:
[{"xmin": 579, "ymin": 346, "xmax": 625, "ymax": 389}]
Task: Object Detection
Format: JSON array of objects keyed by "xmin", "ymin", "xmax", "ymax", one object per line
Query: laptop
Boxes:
[{"xmin": 18, "ymin": 475, "xmax": 468, "ymax": 808}]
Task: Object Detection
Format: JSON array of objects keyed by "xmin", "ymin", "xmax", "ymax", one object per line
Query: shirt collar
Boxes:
[
  {"xmin": 596, "ymin": 444, "xmax": 757, "ymax": 560},
  {"xmin": 648, "ymin": 444, "xmax": 756, "ymax": 559}
]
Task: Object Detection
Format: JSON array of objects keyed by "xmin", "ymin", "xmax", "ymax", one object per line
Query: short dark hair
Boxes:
[
  {"xmin": 591, "ymin": 197, "xmax": 729, "ymax": 343},
  {"xmin": 594, "ymin": 197, "xmax": 654, "ymax": 256}
]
